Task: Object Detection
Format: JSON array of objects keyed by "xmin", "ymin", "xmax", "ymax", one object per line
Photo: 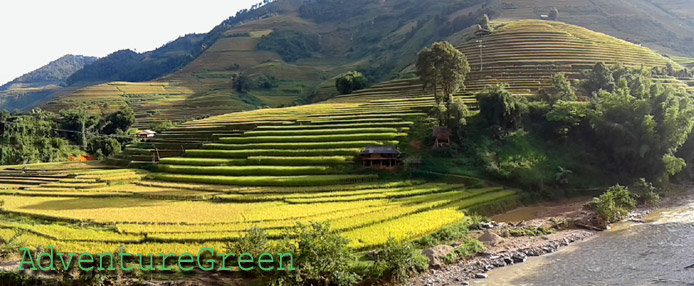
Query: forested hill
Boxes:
[
  {"xmin": 0, "ymin": 54, "xmax": 96, "ymax": 91},
  {"xmin": 7, "ymin": 0, "xmax": 694, "ymax": 117}
]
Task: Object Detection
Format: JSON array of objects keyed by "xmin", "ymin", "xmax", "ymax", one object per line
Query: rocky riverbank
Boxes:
[
  {"xmin": 412, "ymin": 227, "xmax": 595, "ymax": 286},
  {"xmin": 410, "ymin": 194, "xmax": 668, "ymax": 286}
]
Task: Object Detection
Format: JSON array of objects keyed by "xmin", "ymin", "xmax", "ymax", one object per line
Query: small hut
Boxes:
[
  {"xmin": 137, "ymin": 130, "xmax": 157, "ymax": 142},
  {"xmin": 359, "ymin": 145, "xmax": 401, "ymax": 169},
  {"xmin": 432, "ymin": 127, "xmax": 452, "ymax": 148}
]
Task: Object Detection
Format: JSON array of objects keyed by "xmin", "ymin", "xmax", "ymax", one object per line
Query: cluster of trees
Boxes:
[
  {"xmin": 232, "ymin": 74, "xmax": 280, "ymax": 93},
  {"xmin": 0, "ymin": 106, "xmax": 137, "ymax": 165},
  {"xmin": 541, "ymin": 63, "xmax": 694, "ymax": 183},
  {"xmin": 335, "ymin": 71, "xmax": 368, "ymax": 95},
  {"xmin": 416, "ymin": 41, "xmax": 471, "ymax": 140},
  {"xmin": 257, "ymin": 30, "xmax": 322, "ymax": 62}
]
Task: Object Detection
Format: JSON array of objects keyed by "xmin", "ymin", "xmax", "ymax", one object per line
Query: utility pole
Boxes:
[{"xmin": 476, "ymin": 39, "xmax": 486, "ymax": 71}]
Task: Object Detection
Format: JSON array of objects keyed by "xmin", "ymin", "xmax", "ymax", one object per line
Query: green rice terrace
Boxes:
[{"xmin": 0, "ymin": 83, "xmax": 522, "ymax": 256}]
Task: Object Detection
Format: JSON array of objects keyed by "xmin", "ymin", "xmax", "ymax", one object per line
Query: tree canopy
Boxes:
[{"xmin": 335, "ymin": 71, "xmax": 368, "ymax": 95}]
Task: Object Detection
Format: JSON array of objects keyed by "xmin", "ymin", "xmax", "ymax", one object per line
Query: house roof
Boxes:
[
  {"xmin": 360, "ymin": 145, "xmax": 400, "ymax": 155},
  {"xmin": 137, "ymin": 130, "xmax": 157, "ymax": 135},
  {"xmin": 433, "ymin": 127, "xmax": 452, "ymax": 138}
]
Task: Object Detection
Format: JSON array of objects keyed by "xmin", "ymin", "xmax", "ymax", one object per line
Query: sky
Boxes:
[{"xmin": 0, "ymin": 0, "xmax": 259, "ymax": 85}]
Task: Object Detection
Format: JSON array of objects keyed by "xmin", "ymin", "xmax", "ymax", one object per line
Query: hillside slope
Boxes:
[
  {"xmin": 0, "ymin": 55, "xmax": 96, "ymax": 111},
  {"xmin": 26, "ymin": 0, "xmax": 694, "ymax": 126},
  {"xmin": 496, "ymin": 0, "xmax": 694, "ymax": 57}
]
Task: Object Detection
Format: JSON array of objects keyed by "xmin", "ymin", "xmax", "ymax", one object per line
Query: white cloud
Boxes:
[{"xmin": 0, "ymin": 0, "xmax": 260, "ymax": 85}]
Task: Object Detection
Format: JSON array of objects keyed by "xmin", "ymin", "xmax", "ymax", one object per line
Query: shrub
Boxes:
[
  {"xmin": 149, "ymin": 120, "xmax": 175, "ymax": 133},
  {"xmin": 272, "ymin": 222, "xmax": 361, "ymax": 286},
  {"xmin": 372, "ymin": 237, "xmax": 428, "ymax": 284},
  {"xmin": 631, "ymin": 178, "xmax": 661, "ymax": 206},
  {"xmin": 335, "ymin": 71, "xmax": 369, "ymax": 95},
  {"xmin": 590, "ymin": 185, "xmax": 637, "ymax": 224},
  {"xmin": 86, "ymin": 136, "xmax": 122, "ymax": 158},
  {"xmin": 224, "ymin": 226, "xmax": 273, "ymax": 277}
]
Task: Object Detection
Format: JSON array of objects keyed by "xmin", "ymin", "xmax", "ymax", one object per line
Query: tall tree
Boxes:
[
  {"xmin": 416, "ymin": 41, "xmax": 470, "ymax": 105},
  {"xmin": 59, "ymin": 108, "xmax": 94, "ymax": 149}
]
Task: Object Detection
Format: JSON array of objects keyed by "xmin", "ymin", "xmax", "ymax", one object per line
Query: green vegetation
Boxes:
[
  {"xmin": 336, "ymin": 71, "xmax": 369, "ymax": 95},
  {"xmin": 257, "ymin": 30, "xmax": 321, "ymax": 62},
  {"xmin": 589, "ymin": 185, "xmax": 636, "ymax": 224}
]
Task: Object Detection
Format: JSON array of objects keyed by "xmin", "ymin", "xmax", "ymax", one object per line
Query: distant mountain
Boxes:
[
  {"xmin": 65, "ymin": 34, "xmax": 205, "ymax": 85},
  {"xmin": 0, "ymin": 55, "xmax": 96, "ymax": 91}
]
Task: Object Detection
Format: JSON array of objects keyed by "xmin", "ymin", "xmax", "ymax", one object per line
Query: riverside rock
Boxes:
[
  {"xmin": 423, "ymin": 245, "xmax": 455, "ymax": 268},
  {"xmin": 478, "ymin": 230, "xmax": 504, "ymax": 246}
]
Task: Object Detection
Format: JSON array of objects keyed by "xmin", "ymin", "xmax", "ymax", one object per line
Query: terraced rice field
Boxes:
[
  {"xmin": 0, "ymin": 82, "xmax": 524, "ymax": 255},
  {"xmin": 0, "ymin": 162, "xmax": 522, "ymax": 253},
  {"xmin": 456, "ymin": 20, "xmax": 688, "ymax": 95}
]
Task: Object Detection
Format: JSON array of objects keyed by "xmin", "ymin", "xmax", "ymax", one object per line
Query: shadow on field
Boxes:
[{"xmin": 19, "ymin": 197, "xmax": 160, "ymax": 211}]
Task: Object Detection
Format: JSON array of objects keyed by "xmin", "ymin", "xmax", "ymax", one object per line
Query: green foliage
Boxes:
[
  {"xmin": 257, "ymin": 30, "xmax": 321, "ymax": 62},
  {"xmin": 630, "ymin": 178, "xmax": 661, "ymax": 206},
  {"xmin": 335, "ymin": 71, "xmax": 369, "ymax": 95},
  {"xmin": 416, "ymin": 41, "xmax": 470, "ymax": 105},
  {"xmin": 539, "ymin": 73, "xmax": 576, "ymax": 105},
  {"xmin": 581, "ymin": 62, "xmax": 615, "ymax": 94},
  {"xmin": 372, "ymin": 238, "xmax": 428, "ymax": 284},
  {"xmin": 503, "ymin": 226, "xmax": 555, "ymax": 237},
  {"xmin": 590, "ymin": 185, "xmax": 636, "ymax": 224},
  {"xmin": 149, "ymin": 120, "xmax": 175, "ymax": 133},
  {"xmin": 545, "ymin": 101, "xmax": 588, "ymax": 136},
  {"xmin": 453, "ymin": 238, "xmax": 485, "ymax": 259},
  {"xmin": 272, "ymin": 222, "xmax": 361, "ymax": 286},
  {"xmin": 224, "ymin": 226, "xmax": 273, "ymax": 277},
  {"xmin": 477, "ymin": 84, "xmax": 526, "ymax": 131},
  {"xmin": 101, "ymin": 105, "xmax": 136, "ymax": 135},
  {"xmin": 0, "ymin": 109, "xmax": 81, "ymax": 165},
  {"xmin": 59, "ymin": 108, "xmax": 96, "ymax": 149},
  {"xmin": 253, "ymin": 75, "xmax": 280, "ymax": 89},
  {"xmin": 86, "ymin": 137, "xmax": 122, "ymax": 159},
  {"xmin": 232, "ymin": 73, "xmax": 252, "ymax": 93}
]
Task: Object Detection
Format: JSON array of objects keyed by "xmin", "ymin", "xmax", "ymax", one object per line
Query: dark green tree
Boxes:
[
  {"xmin": 581, "ymin": 62, "xmax": 615, "ymax": 94},
  {"xmin": 477, "ymin": 84, "xmax": 526, "ymax": 130},
  {"xmin": 232, "ymin": 73, "xmax": 252, "ymax": 93},
  {"xmin": 335, "ymin": 71, "xmax": 368, "ymax": 95},
  {"xmin": 416, "ymin": 41, "xmax": 470, "ymax": 105},
  {"xmin": 59, "ymin": 108, "xmax": 95, "ymax": 149},
  {"xmin": 101, "ymin": 105, "xmax": 136, "ymax": 135},
  {"xmin": 539, "ymin": 73, "xmax": 576, "ymax": 104}
]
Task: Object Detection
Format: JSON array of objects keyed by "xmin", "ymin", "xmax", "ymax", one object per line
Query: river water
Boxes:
[{"xmin": 473, "ymin": 198, "xmax": 694, "ymax": 286}]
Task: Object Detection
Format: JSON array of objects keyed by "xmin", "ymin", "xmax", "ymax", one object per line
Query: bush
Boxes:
[
  {"xmin": 149, "ymin": 120, "xmax": 175, "ymax": 133},
  {"xmin": 590, "ymin": 185, "xmax": 637, "ymax": 224},
  {"xmin": 631, "ymin": 178, "xmax": 661, "ymax": 206},
  {"xmin": 335, "ymin": 71, "xmax": 369, "ymax": 95},
  {"xmin": 372, "ymin": 238, "xmax": 428, "ymax": 284},
  {"xmin": 86, "ymin": 137, "xmax": 122, "ymax": 158},
  {"xmin": 272, "ymin": 222, "xmax": 361, "ymax": 286},
  {"xmin": 224, "ymin": 226, "xmax": 273, "ymax": 277}
]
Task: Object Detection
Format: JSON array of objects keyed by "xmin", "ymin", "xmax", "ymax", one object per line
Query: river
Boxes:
[{"xmin": 473, "ymin": 198, "xmax": 694, "ymax": 286}]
